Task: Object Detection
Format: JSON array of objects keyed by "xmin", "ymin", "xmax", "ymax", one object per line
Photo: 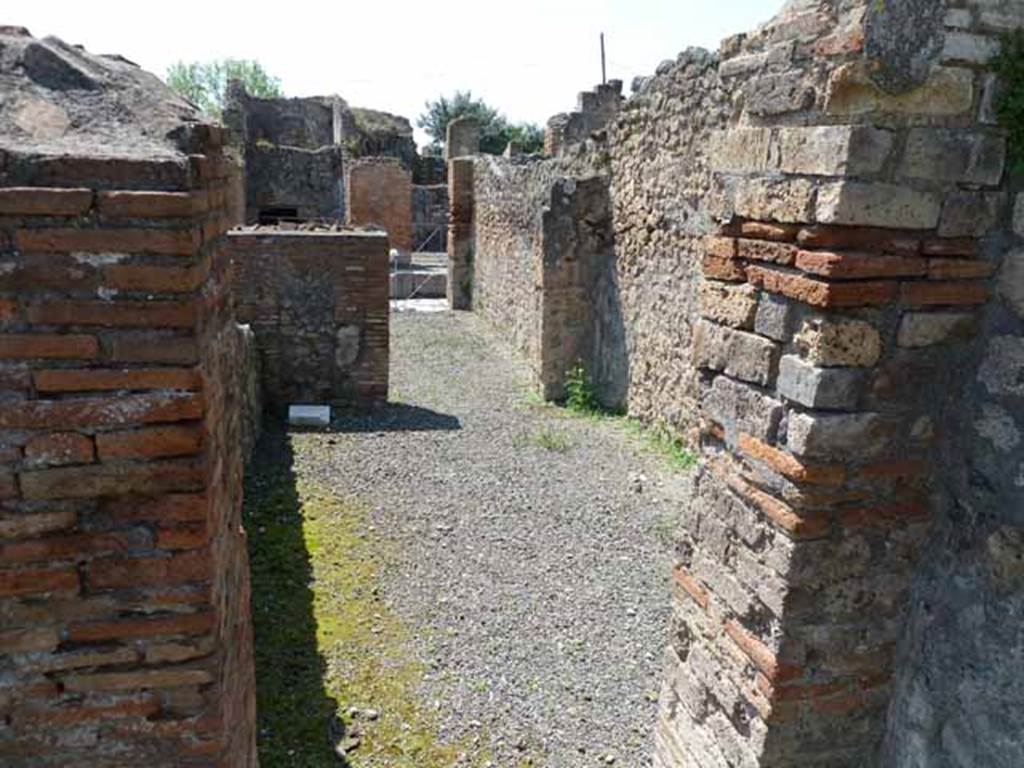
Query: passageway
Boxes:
[{"xmin": 245, "ymin": 307, "xmax": 692, "ymax": 767}]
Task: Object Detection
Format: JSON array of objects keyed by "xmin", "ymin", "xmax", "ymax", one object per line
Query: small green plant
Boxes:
[
  {"xmin": 625, "ymin": 419, "xmax": 697, "ymax": 472},
  {"xmin": 993, "ymin": 29, "xmax": 1024, "ymax": 176},
  {"xmin": 564, "ymin": 360, "xmax": 601, "ymax": 414},
  {"xmin": 514, "ymin": 427, "xmax": 574, "ymax": 453}
]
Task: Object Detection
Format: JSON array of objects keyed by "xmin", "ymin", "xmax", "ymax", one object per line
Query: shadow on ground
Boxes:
[
  {"xmin": 243, "ymin": 427, "xmax": 350, "ymax": 767},
  {"xmin": 329, "ymin": 402, "xmax": 461, "ymax": 434}
]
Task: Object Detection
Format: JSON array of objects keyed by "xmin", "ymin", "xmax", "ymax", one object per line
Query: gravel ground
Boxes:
[{"xmin": 293, "ymin": 309, "xmax": 690, "ymax": 767}]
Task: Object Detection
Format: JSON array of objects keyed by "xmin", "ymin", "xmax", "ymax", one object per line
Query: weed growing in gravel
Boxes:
[
  {"xmin": 624, "ymin": 419, "xmax": 698, "ymax": 471},
  {"xmin": 245, "ymin": 437, "xmax": 491, "ymax": 768},
  {"xmin": 514, "ymin": 427, "xmax": 574, "ymax": 453}
]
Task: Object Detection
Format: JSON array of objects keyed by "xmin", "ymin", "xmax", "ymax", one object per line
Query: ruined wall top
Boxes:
[
  {"xmin": 545, "ymin": 80, "xmax": 623, "ymax": 157},
  {"xmin": 0, "ymin": 26, "xmax": 207, "ymax": 160},
  {"xmin": 224, "ymin": 81, "xmax": 417, "ymax": 167}
]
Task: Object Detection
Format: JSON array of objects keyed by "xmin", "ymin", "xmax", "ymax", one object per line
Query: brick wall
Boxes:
[
  {"xmin": 230, "ymin": 228, "xmax": 389, "ymax": 409},
  {"xmin": 346, "ymin": 159, "xmax": 413, "ymax": 254},
  {"xmin": 0, "ymin": 128, "xmax": 257, "ymax": 766}
]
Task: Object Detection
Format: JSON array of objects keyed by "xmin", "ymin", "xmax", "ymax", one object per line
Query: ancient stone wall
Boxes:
[
  {"xmin": 451, "ymin": 1, "xmax": 1024, "ymax": 765},
  {"xmin": 412, "ymin": 184, "xmax": 448, "ymax": 252},
  {"xmin": 470, "ymin": 153, "xmax": 619, "ymax": 400},
  {"xmin": 545, "ymin": 80, "xmax": 623, "ymax": 157},
  {"xmin": 229, "ymin": 228, "xmax": 389, "ymax": 409},
  {"xmin": 0, "ymin": 29, "xmax": 257, "ymax": 763},
  {"xmin": 244, "ymin": 143, "xmax": 345, "ymax": 223},
  {"xmin": 609, "ymin": 51, "xmax": 730, "ymax": 438},
  {"xmin": 346, "ymin": 159, "xmax": 413, "ymax": 254}
]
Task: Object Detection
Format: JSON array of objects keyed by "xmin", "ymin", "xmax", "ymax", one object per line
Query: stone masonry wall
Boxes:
[
  {"xmin": 0, "ymin": 130, "xmax": 257, "ymax": 765},
  {"xmin": 452, "ymin": 1, "xmax": 1024, "ymax": 765},
  {"xmin": 244, "ymin": 144, "xmax": 345, "ymax": 224},
  {"xmin": 346, "ymin": 159, "xmax": 413, "ymax": 254},
  {"xmin": 470, "ymin": 153, "xmax": 618, "ymax": 401},
  {"xmin": 609, "ymin": 51, "xmax": 730, "ymax": 440},
  {"xmin": 230, "ymin": 228, "xmax": 389, "ymax": 409}
]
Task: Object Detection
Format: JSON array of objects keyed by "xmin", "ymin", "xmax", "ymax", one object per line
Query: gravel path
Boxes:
[{"xmin": 293, "ymin": 309, "xmax": 689, "ymax": 767}]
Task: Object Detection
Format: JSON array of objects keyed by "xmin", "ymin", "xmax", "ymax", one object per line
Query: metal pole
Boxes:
[{"xmin": 601, "ymin": 33, "xmax": 607, "ymax": 85}]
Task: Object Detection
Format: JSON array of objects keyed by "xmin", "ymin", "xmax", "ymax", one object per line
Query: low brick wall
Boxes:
[
  {"xmin": 346, "ymin": 159, "xmax": 412, "ymax": 254},
  {"xmin": 0, "ymin": 130, "xmax": 257, "ymax": 766},
  {"xmin": 229, "ymin": 228, "xmax": 389, "ymax": 409}
]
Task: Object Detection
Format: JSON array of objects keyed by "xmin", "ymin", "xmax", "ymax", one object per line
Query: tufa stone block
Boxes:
[
  {"xmin": 897, "ymin": 312, "xmax": 978, "ymax": 347},
  {"xmin": 774, "ymin": 125, "xmax": 894, "ymax": 177},
  {"xmin": 777, "ymin": 355, "xmax": 865, "ymax": 410},
  {"xmin": 711, "ymin": 128, "xmax": 773, "ymax": 173},
  {"xmin": 816, "ymin": 182, "xmax": 942, "ymax": 230},
  {"xmin": 754, "ymin": 293, "xmax": 795, "ymax": 342},
  {"xmin": 698, "ymin": 282, "xmax": 758, "ymax": 329},
  {"xmin": 786, "ymin": 411, "xmax": 891, "ymax": 460},
  {"xmin": 825, "ymin": 62, "xmax": 974, "ymax": 117},
  {"xmin": 703, "ymin": 375, "xmax": 784, "ymax": 444},
  {"xmin": 734, "ymin": 177, "xmax": 817, "ymax": 224},
  {"xmin": 900, "ymin": 129, "xmax": 1006, "ymax": 186},
  {"xmin": 942, "ymin": 31, "xmax": 1001, "ymax": 65},
  {"xmin": 938, "ymin": 191, "xmax": 1003, "ymax": 238},
  {"xmin": 794, "ymin": 318, "xmax": 882, "ymax": 367},
  {"xmin": 693, "ymin": 320, "xmax": 780, "ymax": 387}
]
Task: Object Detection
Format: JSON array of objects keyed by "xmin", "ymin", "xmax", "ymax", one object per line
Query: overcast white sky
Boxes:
[{"xmin": 13, "ymin": 0, "xmax": 782, "ymax": 146}]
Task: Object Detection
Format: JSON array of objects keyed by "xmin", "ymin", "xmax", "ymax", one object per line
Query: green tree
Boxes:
[
  {"xmin": 166, "ymin": 59, "xmax": 282, "ymax": 118},
  {"xmin": 417, "ymin": 91, "xmax": 543, "ymax": 155},
  {"xmin": 504, "ymin": 122, "xmax": 545, "ymax": 154}
]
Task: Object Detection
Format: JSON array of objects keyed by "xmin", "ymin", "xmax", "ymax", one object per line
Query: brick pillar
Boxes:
[
  {"xmin": 346, "ymin": 158, "xmax": 413, "ymax": 255},
  {"xmin": 0, "ymin": 129, "xmax": 257, "ymax": 766},
  {"xmin": 447, "ymin": 158, "xmax": 475, "ymax": 310},
  {"xmin": 445, "ymin": 117, "xmax": 480, "ymax": 161}
]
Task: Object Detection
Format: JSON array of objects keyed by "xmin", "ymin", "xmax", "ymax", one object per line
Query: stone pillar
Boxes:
[
  {"xmin": 447, "ymin": 158, "xmax": 474, "ymax": 310},
  {"xmin": 445, "ymin": 117, "xmax": 480, "ymax": 161}
]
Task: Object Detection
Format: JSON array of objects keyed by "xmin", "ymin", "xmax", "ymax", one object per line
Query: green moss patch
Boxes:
[{"xmin": 245, "ymin": 433, "xmax": 490, "ymax": 767}]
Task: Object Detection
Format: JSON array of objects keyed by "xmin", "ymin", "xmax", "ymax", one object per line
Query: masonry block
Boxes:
[
  {"xmin": 446, "ymin": 116, "xmax": 481, "ymax": 160},
  {"xmin": 778, "ymin": 354, "xmax": 865, "ymax": 409},
  {"xmin": 698, "ymin": 282, "xmax": 758, "ymax": 329},
  {"xmin": 754, "ymin": 293, "xmax": 796, "ymax": 341},
  {"xmin": 786, "ymin": 411, "xmax": 892, "ymax": 460},
  {"xmin": 794, "ymin": 317, "xmax": 882, "ymax": 367},
  {"xmin": 901, "ymin": 129, "xmax": 1006, "ymax": 186},
  {"xmin": 816, "ymin": 182, "xmax": 943, "ymax": 229},
  {"xmin": 703, "ymin": 375, "xmax": 784, "ymax": 443},
  {"xmin": 898, "ymin": 312, "xmax": 978, "ymax": 347},
  {"xmin": 775, "ymin": 125, "xmax": 894, "ymax": 177},
  {"xmin": 694, "ymin": 320, "xmax": 780, "ymax": 386}
]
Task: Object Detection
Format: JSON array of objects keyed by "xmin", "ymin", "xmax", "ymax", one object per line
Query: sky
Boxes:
[{"xmin": 12, "ymin": 0, "xmax": 784, "ymax": 147}]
